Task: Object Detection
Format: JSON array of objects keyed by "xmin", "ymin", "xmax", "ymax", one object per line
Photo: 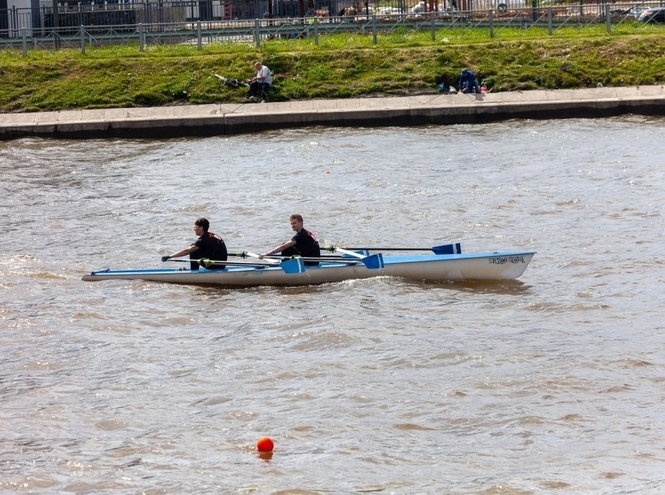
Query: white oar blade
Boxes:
[{"xmin": 334, "ymin": 247, "xmax": 365, "ymax": 259}]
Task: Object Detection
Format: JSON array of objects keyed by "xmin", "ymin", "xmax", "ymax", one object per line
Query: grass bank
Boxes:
[{"xmin": 1, "ymin": 24, "xmax": 665, "ymax": 112}]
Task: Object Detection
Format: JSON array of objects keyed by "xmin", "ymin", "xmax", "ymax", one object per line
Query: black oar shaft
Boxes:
[
  {"xmin": 166, "ymin": 258, "xmax": 277, "ymax": 268},
  {"xmin": 324, "ymin": 243, "xmax": 461, "ymax": 255},
  {"xmin": 324, "ymin": 246, "xmax": 432, "ymax": 252},
  {"xmin": 261, "ymin": 255, "xmax": 358, "ymax": 262},
  {"xmin": 338, "ymin": 247, "xmax": 426, "ymax": 251},
  {"xmin": 231, "ymin": 252, "xmax": 361, "ymax": 263},
  {"xmin": 267, "ymin": 257, "xmax": 360, "ymax": 264}
]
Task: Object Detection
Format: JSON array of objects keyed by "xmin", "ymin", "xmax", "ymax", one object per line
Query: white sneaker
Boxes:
[{"xmin": 260, "ymin": 100, "xmax": 266, "ymax": 103}]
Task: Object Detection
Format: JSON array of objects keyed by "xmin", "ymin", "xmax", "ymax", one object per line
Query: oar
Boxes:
[
  {"xmin": 166, "ymin": 258, "xmax": 305, "ymax": 274},
  {"xmin": 239, "ymin": 252, "xmax": 359, "ymax": 262},
  {"xmin": 323, "ymin": 242, "xmax": 462, "ymax": 255},
  {"xmin": 260, "ymin": 255, "xmax": 362, "ymax": 265},
  {"xmin": 231, "ymin": 248, "xmax": 386, "ymax": 270},
  {"xmin": 319, "ymin": 247, "xmax": 385, "ymax": 270},
  {"xmin": 230, "ymin": 251, "xmax": 279, "ymax": 264}
]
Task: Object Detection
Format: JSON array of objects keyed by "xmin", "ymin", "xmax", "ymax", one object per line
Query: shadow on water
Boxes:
[
  {"xmin": 188, "ymin": 283, "xmax": 335, "ymax": 297},
  {"xmin": 188, "ymin": 278, "xmax": 532, "ymax": 296},
  {"xmin": 414, "ymin": 278, "xmax": 533, "ymax": 296}
]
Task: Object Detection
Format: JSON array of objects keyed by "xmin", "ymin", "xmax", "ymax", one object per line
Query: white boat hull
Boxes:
[{"xmin": 82, "ymin": 251, "xmax": 535, "ymax": 287}]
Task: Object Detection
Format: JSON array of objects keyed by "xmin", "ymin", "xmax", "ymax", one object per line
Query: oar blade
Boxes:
[
  {"xmin": 362, "ymin": 253, "xmax": 384, "ymax": 270},
  {"xmin": 334, "ymin": 247, "xmax": 365, "ymax": 259},
  {"xmin": 432, "ymin": 242, "xmax": 462, "ymax": 255},
  {"xmin": 280, "ymin": 257, "xmax": 306, "ymax": 274}
]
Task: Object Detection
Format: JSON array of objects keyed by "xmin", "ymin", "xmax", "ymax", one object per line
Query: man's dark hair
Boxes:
[{"xmin": 195, "ymin": 218, "xmax": 210, "ymax": 232}]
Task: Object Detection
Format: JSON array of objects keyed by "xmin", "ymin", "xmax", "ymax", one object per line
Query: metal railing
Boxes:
[{"xmin": 1, "ymin": 0, "xmax": 664, "ymax": 53}]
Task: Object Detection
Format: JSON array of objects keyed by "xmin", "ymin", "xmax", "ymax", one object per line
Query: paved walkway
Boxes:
[{"xmin": 1, "ymin": 85, "xmax": 664, "ymax": 140}]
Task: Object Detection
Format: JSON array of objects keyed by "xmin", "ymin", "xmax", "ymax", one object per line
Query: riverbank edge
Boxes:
[{"xmin": 1, "ymin": 85, "xmax": 664, "ymax": 140}]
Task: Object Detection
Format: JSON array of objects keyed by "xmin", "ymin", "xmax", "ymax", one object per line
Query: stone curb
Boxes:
[{"xmin": 1, "ymin": 86, "xmax": 663, "ymax": 140}]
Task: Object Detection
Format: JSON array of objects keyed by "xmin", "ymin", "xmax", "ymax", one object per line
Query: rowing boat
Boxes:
[{"xmin": 81, "ymin": 249, "xmax": 535, "ymax": 287}]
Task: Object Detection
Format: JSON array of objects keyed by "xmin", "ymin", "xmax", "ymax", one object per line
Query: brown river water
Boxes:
[{"xmin": 1, "ymin": 116, "xmax": 664, "ymax": 494}]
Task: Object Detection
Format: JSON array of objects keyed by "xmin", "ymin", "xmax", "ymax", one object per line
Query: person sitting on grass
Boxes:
[
  {"xmin": 247, "ymin": 62, "xmax": 273, "ymax": 103},
  {"xmin": 458, "ymin": 68, "xmax": 480, "ymax": 94}
]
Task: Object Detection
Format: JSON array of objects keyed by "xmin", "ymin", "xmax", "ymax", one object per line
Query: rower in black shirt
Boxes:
[
  {"xmin": 161, "ymin": 217, "xmax": 228, "ymax": 270},
  {"xmin": 260, "ymin": 214, "xmax": 321, "ymax": 265}
]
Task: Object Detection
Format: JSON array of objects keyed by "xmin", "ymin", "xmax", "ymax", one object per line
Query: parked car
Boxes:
[{"xmin": 638, "ymin": 7, "xmax": 665, "ymax": 23}]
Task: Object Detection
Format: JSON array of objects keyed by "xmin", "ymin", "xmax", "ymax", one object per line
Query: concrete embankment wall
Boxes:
[{"xmin": 1, "ymin": 86, "xmax": 664, "ymax": 140}]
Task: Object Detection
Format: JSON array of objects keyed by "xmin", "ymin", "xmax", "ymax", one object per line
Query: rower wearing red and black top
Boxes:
[
  {"xmin": 260, "ymin": 214, "xmax": 321, "ymax": 265},
  {"xmin": 161, "ymin": 217, "xmax": 228, "ymax": 270}
]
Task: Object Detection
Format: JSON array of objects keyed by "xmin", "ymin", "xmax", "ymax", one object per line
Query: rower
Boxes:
[
  {"xmin": 161, "ymin": 217, "xmax": 228, "ymax": 270},
  {"xmin": 259, "ymin": 214, "xmax": 321, "ymax": 266}
]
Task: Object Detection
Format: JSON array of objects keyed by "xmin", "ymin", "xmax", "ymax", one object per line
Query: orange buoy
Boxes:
[{"xmin": 256, "ymin": 436, "xmax": 274, "ymax": 453}]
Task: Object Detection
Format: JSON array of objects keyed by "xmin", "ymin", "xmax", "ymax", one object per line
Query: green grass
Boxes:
[{"xmin": 1, "ymin": 23, "xmax": 664, "ymax": 112}]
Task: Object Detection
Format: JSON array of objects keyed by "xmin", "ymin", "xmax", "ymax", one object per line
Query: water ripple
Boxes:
[{"xmin": 2, "ymin": 116, "xmax": 665, "ymax": 493}]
